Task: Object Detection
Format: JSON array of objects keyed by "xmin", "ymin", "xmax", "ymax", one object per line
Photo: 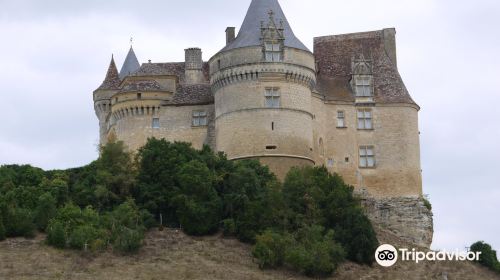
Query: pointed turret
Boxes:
[
  {"xmin": 119, "ymin": 46, "xmax": 140, "ymax": 79},
  {"xmin": 221, "ymin": 0, "xmax": 309, "ymax": 52},
  {"xmin": 96, "ymin": 55, "xmax": 121, "ymax": 90}
]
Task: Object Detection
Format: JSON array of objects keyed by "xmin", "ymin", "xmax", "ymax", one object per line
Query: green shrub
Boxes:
[
  {"xmin": 284, "ymin": 226, "xmax": 345, "ymax": 277},
  {"xmin": 113, "ymin": 227, "xmax": 143, "ymax": 253},
  {"xmin": 34, "ymin": 193, "xmax": 57, "ymax": 231},
  {"xmin": 470, "ymin": 241, "xmax": 500, "ymax": 273},
  {"xmin": 46, "ymin": 220, "xmax": 66, "ymax": 248},
  {"xmin": 222, "ymin": 218, "xmax": 237, "ymax": 236},
  {"xmin": 68, "ymin": 225, "xmax": 100, "ymax": 250},
  {"xmin": 0, "ymin": 218, "xmax": 6, "ymax": 241},
  {"xmin": 5, "ymin": 208, "xmax": 36, "ymax": 238},
  {"xmin": 422, "ymin": 195, "xmax": 432, "ymax": 211},
  {"xmin": 252, "ymin": 230, "xmax": 290, "ymax": 268}
]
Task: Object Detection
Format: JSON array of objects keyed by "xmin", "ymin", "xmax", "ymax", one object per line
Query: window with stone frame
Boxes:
[
  {"xmin": 357, "ymin": 109, "xmax": 373, "ymax": 130},
  {"xmin": 359, "ymin": 146, "xmax": 375, "ymax": 168},
  {"xmin": 355, "ymin": 76, "xmax": 373, "ymax": 97},
  {"xmin": 264, "ymin": 42, "xmax": 282, "ymax": 62},
  {"xmin": 192, "ymin": 111, "xmax": 208, "ymax": 127},
  {"xmin": 337, "ymin": 110, "xmax": 346, "ymax": 128},
  {"xmin": 152, "ymin": 118, "xmax": 160, "ymax": 129},
  {"xmin": 265, "ymin": 88, "xmax": 280, "ymax": 108}
]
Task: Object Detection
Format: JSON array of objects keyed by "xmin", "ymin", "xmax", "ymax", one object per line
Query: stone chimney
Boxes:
[
  {"xmin": 226, "ymin": 27, "xmax": 235, "ymax": 45},
  {"xmin": 382, "ymin": 28, "xmax": 398, "ymax": 69},
  {"xmin": 185, "ymin": 48, "xmax": 204, "ymax": 84}
]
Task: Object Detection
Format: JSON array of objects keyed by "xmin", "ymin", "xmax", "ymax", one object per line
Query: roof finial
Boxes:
[{"xmin": 130, "ymin": 37, "xmax": 134, "ymax": 46}]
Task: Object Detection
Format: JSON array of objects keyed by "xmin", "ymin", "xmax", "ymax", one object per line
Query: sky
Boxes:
[{"xmin": 0, "ymin": 0, "xmax": 499, "ymax": 255}]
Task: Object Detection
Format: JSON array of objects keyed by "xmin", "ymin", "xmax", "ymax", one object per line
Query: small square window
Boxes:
[
  {"xmin": 192, "ymin": 111, "xmax": 208, "ymax": 127},
  {"xmin": 152, "ymin": 118, "xmax": 160, "ymax": 129},
  {"xmin": 327, "ymin": 158, "xmax": 334, "ymax": 167},
  {"xmin": 137, "ymin": 93, "xmax": 142, "ymax": 100},
  {"xmin": 264, "ymin": 41, "xmax": 282, "ymax": 62},
  {"xmin": 357, "ymin": 109, "xmax": 373, "ymax": 130},
  {"xmin": 265, "ymin": 88, "xmax": 280, "ymax": 108},
  {"xmin": 359, "ymin": 146, "xmax": 375, "ymax": 168}
]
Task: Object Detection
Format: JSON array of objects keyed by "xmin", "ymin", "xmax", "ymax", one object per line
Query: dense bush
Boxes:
[
  {"xmin": 0, "ymin": 138, "xmax": 379, "ymax": 278},
  {"xmin": 4, "ymin": 208, "xmax": 36, "ymax": 238},
  {"xmin": 0, "ymin": 218, "xmax": 6, "ymax": 241},
  {"xmin": 34, "ymin": 193, "xmax": 57, "ymax": 231},
  {"xmin": 253, "ymin": 230, "xmax": 290, "ymax": 268},
  {"xmin": 46, "ymin": 220, "xmax": 66, "ymax": 248},
  {"xmin": 470, "ymin": 241, "xmax": 500, "ymax": 273}
]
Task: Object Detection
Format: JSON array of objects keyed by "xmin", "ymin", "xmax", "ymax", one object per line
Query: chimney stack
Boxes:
[
  {"xmin": 382, "ymin": 28, "xmax": 398, "ymax": 69},
  {"xmin": 185, "ymin": 48, "xmax": 204, "ymax": 84},
  {"xmin": 226, "ymin": 27, "xmax": 235, "ymax": 45}
]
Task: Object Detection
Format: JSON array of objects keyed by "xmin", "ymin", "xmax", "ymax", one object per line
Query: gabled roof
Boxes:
[
  {"xmin": 220, "ymin": 0, "xmax": 309, "ymax": 53},
  {"xmin": 119, "ymin": 46, "xmax": 141, "ymax": 79},
  {"xmin": 96, "ymin": 55, "xmax": 121, "ymax": 91}
]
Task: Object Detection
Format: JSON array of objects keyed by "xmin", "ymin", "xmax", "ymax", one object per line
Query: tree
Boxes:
[
  {"xmin": 470, "ymin": 241, "xmax": 500, "ymax": 273},
  {"xmin": 173, "ymin": 160, "xmax": 222, "ymax": 235},
  {"xmin": 34, "ymin": 193, "xmax": 57, "ymax": 231}
]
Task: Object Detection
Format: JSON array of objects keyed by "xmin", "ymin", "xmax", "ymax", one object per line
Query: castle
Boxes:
[{"xmin": 93, "ymin": 0, "xmax": 433, "ymax": 246}]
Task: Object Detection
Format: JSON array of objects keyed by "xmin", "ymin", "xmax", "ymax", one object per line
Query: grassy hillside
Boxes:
[{"xmin": 1, "ymin": 228, "xmax": 498, "ymax": 280}]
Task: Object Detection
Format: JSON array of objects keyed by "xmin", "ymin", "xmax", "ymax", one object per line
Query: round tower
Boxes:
[
  {"xmin": 94, "ymin": 55, "xmax": 121, "ymax": 145},
  {"xmin": 209, "ymin": 0, "xmax": 317, "ymax": 178}
]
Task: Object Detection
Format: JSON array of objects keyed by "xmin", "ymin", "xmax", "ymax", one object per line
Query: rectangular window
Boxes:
[
  {"xmin": 359, "ymin": 146, "xmax": 375, "ymax": 168},
  {"xmin": 357, "ymin": 109, "xmax": 373, "ymax": 130},
  {"xmin": 265, "ymin": 88, "xmax": 280, "ymax": 108},
  {"xmin": 192, "ymin": 111, "xmax": 208, "ymax": 127},
  {"xmin": 337, "ymin": 111, "xmax": 345, "ymax": 127},
  {"xmin": 152, "ymin": 118, "xmax": 160, "ymax": 129},
  {"xmin": 137, "ymin": 93, "xmax": 142, "ymax": 100},
  {"xmin": 327, "ymin": 158, "xmax": 334, "ymax": 167},
  {"xmin": 355, "ymin": 77, "xmax": 372, "ymax": 97},
  {"xmin": 265, "ymin": 42, "xmax": 282, "ymax": 62}
]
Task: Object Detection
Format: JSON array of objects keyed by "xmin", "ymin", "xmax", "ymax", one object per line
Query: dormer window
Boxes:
[
  {"xmin": 352, "ymin": 54, "xmax": 374, "ymax": 100},
  {"xmin": 355, "ymin": 76, "xmax": 373, "ymax": 97},
  {"xmin": 261, "ymin": 10, "xmax": 285, "ymax": 62},
  {"xmin": 265, "ymin": 42, "xmax": 282, "ymax": 62}
]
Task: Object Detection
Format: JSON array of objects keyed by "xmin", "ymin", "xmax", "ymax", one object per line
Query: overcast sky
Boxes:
[{"xmin": 0, "ymin": 0, "xmax": 499, "ymax": 255}]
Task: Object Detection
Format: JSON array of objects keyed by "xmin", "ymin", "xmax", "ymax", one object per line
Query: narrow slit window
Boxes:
[{"xmin": 337, "ymin": 111, "xmax": 345, "ymax": 127}]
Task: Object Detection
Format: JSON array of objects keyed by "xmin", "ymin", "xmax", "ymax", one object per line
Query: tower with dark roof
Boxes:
[{"xmin": 209, "ymin": 0, "xmax": 317, "ymax": 174}]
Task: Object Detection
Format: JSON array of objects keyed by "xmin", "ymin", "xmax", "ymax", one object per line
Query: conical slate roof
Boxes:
[
  {"xmin": 220, "ymin": 0, "xmax": 309, "ymax": 52},
  {"xmin": 96, "ymin": 55, "xmax": 121, "ymax": 91},
  {"xmin": 119, "ymin": 46, "xmax": 140, "ymax": 79}
]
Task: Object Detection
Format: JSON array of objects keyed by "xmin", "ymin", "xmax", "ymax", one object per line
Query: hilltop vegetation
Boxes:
[{"xmin": 0, "ymin": 138, "xmax": 379, "ymax": 277}]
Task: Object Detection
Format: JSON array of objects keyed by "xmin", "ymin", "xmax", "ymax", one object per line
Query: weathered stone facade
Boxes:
[{"xmin": 93, "ymin": 0, "xmax": 433, "ymax": 247}]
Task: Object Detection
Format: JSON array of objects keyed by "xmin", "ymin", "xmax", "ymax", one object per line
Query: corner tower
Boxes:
[
  {"xmin": 94, "ymin": 55, "xmax": 121, "ymax": 145},
  {"xmin": 209, "ymin": 0, "xmax": 316, "ymax": 178}
]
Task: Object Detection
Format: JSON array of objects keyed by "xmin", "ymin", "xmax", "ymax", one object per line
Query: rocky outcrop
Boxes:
[{"xmin": 360, "ymin": 195, "xmax": 433, "ymax": 248}]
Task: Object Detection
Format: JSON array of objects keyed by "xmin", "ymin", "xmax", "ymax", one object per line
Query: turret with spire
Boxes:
[
  {"xmin": 94, "ymin": 55, "xmax": 122, "ymax": 145},
  {"xmin": 209, "ymin": 0, "xmax": 317, "ymax": 177},
  {"xmin": 119, "ymin": 46, "xmax": 140, "ymax": 80}
]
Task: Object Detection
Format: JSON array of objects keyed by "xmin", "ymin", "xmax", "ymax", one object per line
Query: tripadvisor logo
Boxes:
[{"xmin": 374, "ymin": 244, "xmax": 481, "ymax": 267}]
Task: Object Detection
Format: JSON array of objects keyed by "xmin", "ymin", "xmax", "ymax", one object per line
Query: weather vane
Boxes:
[{"xmin": 130, "ymin": 37, "xmax": 134, "ymax": 46}]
